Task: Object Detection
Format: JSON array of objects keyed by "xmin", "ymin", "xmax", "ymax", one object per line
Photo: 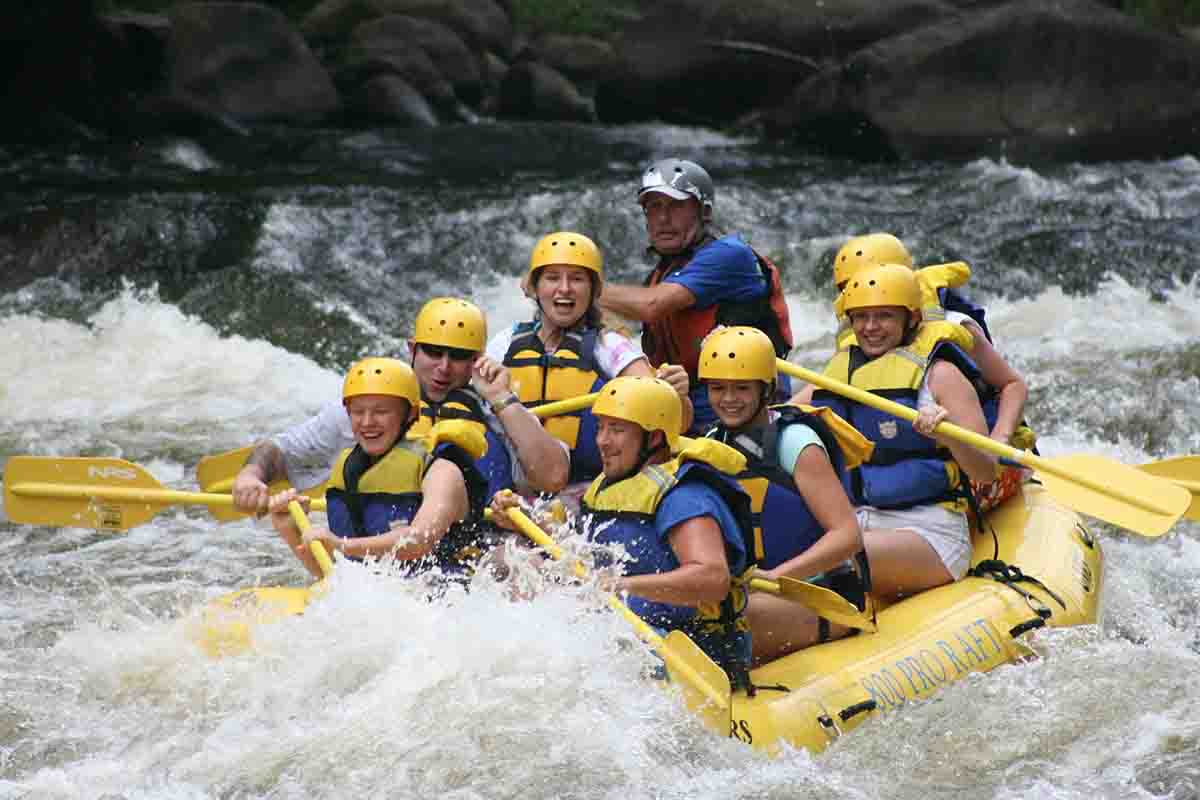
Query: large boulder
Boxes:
[
  {"xmin": 761, "ymin": 0, "xmax": 1200, "ymax": 161},
  {"xmin": 596, "ymin": 0, "xmax": 959, "ymax": 123},
  {"xmin": 165, "ymin": 2, "xmax": 340, "ymax": 123},
  {"xmin": 303, "ymin": 0, "xmax": 511, "ymax": 56},
  {"xmin": 351, "ymin": 73, "xmax": 439, "ymax": 126},
  {"xmin": 499, "ymin": 61, "xmax": 596, "ymax": 122},
  {"xmin": 338, "ymin": 29, "xmax": 457, "ymax": 110},
  {"xmin": 348, "ymin": 14, "xmax": 482, "ymax": 106}
]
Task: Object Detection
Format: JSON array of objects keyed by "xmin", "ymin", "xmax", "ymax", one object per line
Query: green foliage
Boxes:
[
  {"xmin": 510, "ymin": 0, "xmax": 631, "ymax": 36},
  {"xmin": 1122, "ymin": 0, "xmax": 1200, "ymax": 28}
]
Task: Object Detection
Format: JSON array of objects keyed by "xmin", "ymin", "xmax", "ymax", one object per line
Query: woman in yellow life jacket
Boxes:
[
  {"xmin": 473, "ymin": 231, "xmax": 691, "ymax": 498},
  {"xmin": 832, "ymin": 233, "xmax": 1031, "ymax": 511},
  {"xmin": 267, "ymin": 357, "xmax": 488, "ymax": 579},
  {"xmin": 698, "ymin": 326, "xmax": 874, "ymax": 662},
  {"xmin": 795, "ymin": 263, "xmax": 999, "ymax": 599}
]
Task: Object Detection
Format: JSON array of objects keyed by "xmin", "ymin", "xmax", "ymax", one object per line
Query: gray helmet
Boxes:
[{"xmin": 638, "ymin": 158, "xmax": 714, "ymax": 212}]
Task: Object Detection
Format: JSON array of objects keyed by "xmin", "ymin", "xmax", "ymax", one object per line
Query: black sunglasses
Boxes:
[{"xmin": 418, "ymin": 343, "xmax": 476, "ymax": 363}]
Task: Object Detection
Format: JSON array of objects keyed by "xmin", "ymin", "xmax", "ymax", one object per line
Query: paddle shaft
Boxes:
[
  {"xmin": 777, "ymin": 359, "xmax": 1176, "ymax": 517},
  {"xmin": 7, "ymin": 482, "xmax": 327, "ymax": 512},
  {"xmin": 288, "ymin": 500, "xmax": 334, "ymax": 578},
  {"xmin": 500, "ymin": 507, "xmax": 730, "ymax": 711}
]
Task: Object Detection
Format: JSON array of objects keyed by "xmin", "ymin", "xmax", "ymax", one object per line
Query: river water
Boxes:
[{"xmin": 1, "ymin": 123, "xmax": 1198, "ymax": 799}]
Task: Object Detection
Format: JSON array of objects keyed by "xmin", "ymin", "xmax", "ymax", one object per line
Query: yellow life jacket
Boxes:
[
  {"xmin": 503, "ymin": 323, "xmax": 610, "ymax": 482},
  {"xmin": 835, "ymin": 261, "xmax": 972, "ymax": 350}
]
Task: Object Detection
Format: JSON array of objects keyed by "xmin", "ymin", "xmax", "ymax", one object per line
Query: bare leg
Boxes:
[
  {"xmin": 862, "ymin": 527, "xmax": 953, "ymax": 602},
  {"xmin": 746, "ymin": 592, "xmax": 851, "ymax": 665}
]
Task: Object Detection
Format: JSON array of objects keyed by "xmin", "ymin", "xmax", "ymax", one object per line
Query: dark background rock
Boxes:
[
  {"xmin": 760, "ymin": 0, "xmax": 1200, "ymax": 161},
  {"xmin": 352, "ymin": 73, "xmax": 439, "ymax": 125},
  {"xmin": 165, "ymin": 2, "xmax": 340, "ymax": 123},
  {"xmin": 349, "ymin": 14, "xmax": 482, "ymax": 106},
  {"xmin": 4, "ymin": 0, "xmax": 1200, "ymax": 161}
]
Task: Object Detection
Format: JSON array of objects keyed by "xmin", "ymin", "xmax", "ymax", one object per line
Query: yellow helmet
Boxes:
[
  {"xmin": 697, "ymin": 326, "xmax": 777, "ymax": 384},
  {"xmin": 527, "ymin": 230, "xmax": 602, "ymax": 280},
  {"xmin": 834, "ymin": 233, "xmax": 913, "ymax": 288},
  {"xmin": 840, "ymin": 262, "xmax": 922, "ymax": 315},
  {"xmin": 412, "ymin": 297, "xmax": 487, "ymax": 351},
  {"xmin": 342, "ymin": 357, "xmax": 420, "ymax": 421},
  {"xmin": 592, "ymin": 376, "xmax": 681, "ymax": 450}
]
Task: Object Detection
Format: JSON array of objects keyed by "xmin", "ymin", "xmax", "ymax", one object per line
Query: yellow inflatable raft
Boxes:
[{"xmin": 731, "ymin": 482, "xmax": 1102, "ymax": 754}]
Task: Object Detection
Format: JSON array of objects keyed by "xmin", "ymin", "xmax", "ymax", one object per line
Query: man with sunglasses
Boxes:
[{"xmin": 230, "ymin": 297, "xmax": 570, "ymax": 514}]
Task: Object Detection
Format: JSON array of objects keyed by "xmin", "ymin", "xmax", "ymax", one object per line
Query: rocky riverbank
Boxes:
[{"xmin": 5, "ymin": 0, "xmax": 1200, "ymax": 162}]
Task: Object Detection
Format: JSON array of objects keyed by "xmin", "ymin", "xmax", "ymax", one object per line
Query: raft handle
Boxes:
[
  {"xmin": 1009, "ymin": 617, "xmax": 1047, "ymax": 638},
  {"xmin": 838, "ymin": 699, "xmax": 878, "ymax": 723}
]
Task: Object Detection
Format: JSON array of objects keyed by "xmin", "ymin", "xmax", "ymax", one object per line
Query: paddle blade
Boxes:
[
  {"xmin": 197, "ymin": 446, "xmax": 254, "ymax": 521},
  {"xmin": 197, "ymin": 445, "xmax": 328, "ymax": 522},
  {"xmin": 3, "ymin": 456, "xmax": 167, "ymax": 531},
  {"xmin": 663, "ymin": 630, "xmax": 732, "ymax": 737},
  {"xmin": 1037, "ymin": 454, "xmax": 1191, "ymax": 537},
  {"xmin": 1139, "ymin": 457, "xmax": 1200, "ymax": 521},
  {"xmin": 770, "ymin": 577, "xmax": 877, "ymax": 633},
  {"xmin": 194, "ymin": 585, "xmax": 315, "ymax": 658}
]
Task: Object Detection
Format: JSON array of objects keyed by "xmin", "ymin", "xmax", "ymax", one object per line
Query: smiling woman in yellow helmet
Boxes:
[
  {"xmin": 794, "ymin": 263, "xmax": 999, "ymax": 599},
  {"xmin": 267, "ymin": 357, "xmax": 490, "ymax": 579},
  {"xmin": 831, "ymin": 232, "xmax": 1032, "ymax": 511},
  {"xmin": 472, "ymin": 231, "xmax": 692, "ymax": 498},
  {"xmin": 698, "ymin": 326, "xmax": 874, "ymax": 663}
]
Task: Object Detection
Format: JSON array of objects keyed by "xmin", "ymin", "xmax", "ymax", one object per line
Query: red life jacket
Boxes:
[{"xmin": 642, "ymin": 236, "xmax": 794, "ymax": 379}]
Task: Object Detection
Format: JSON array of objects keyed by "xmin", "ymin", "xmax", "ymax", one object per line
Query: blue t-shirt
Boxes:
[
  {"xmin": 661, "ymin": 234, "xmax": 767, "ymax": 308},
  {"xmin": 627, "ymin": 480, "xmax": 749, "ymax": 630}
]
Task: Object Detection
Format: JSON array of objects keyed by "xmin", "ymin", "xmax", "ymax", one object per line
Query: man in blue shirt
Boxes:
[{"xmin": 597, "ymin": 158, "xmax": 794, "ymax": 433}]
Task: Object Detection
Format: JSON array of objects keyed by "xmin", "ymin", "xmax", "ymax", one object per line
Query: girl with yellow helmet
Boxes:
[
  {"xmin": 267, "ymin": 357, "xmax": 491, "ymax": 579},
  {"xmin": 795, "ymin": 263, "xmax": 999, "ymax": 600},
  {"xmin": 698, "ymin": 326, "xmax": 874, "ymax": 662},
  {"xmin": 474, "ymin": 231, "xmax": 691, "ymax": 499}
]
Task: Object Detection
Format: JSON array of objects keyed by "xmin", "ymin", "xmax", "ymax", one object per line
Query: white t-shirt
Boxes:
[
  {"xmin": 485, "ymin": 324, "xmax": 647, "ymax": 379},
  {"xmin": 269, "ymin": 392, "xmax": 541, "ymax": 493}
]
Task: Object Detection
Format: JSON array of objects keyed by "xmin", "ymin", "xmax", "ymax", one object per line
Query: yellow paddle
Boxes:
[
  {"xmin": 196, "ymin": 392, "xmax": 603, "ymax": 520},
  {"xmin": 748, "ymin": 576, "xmax": 877, "ymax": 632},
  {"xmin": 490, "ymin": 505, "xmax": 733, "ymax": 737},
  {"xmin": 2, "ymin": 455, "xmax": 327, "ymax": 531},
  {"xmin": 197, "ymin": 501, "xmax": 332, "ymax": 657},
  {"xmin": 1138, "ymin": 456, "xmax": 1200, "ymax": 521},
  {"xmin": 777, "ymin": 359, "xmax": 1191, "ymax": 538}
]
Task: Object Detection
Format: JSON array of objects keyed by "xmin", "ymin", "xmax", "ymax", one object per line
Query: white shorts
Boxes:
[{"xmin": 856, "ymin": 505, "xmax": 972, "ymax": 580}]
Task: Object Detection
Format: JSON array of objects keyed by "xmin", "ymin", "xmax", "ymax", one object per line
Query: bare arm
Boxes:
[
  {"xmin": 617, "ymin": 516, "xmax": 731, "ymax": 607},
  {"xmin": 332, "ymin": 458, "xmax": 469, "ymax": 561},
  {"xmin": 232, "ymin": 441, "xmax": 289, "ymax": 513},
  {"xmin": 597, "ymin": 280, "xmax": 696, "ymax": 324},
  {"xmin": 925, "ymin": 361, "xmax": 997, "ymax": 484},
  {"xmin": 788, "ymin": 382, "xmax": 815, "ymax": 405},
  {"xmin": 963, "ymin": 320, "xmax": 1028, "ymax": 443},
  {"xmin": 473, "ymin": 356, "xmax": 570, "ymax": 493},
  {"xmin": 763, "ymin": 445, "xmax": 861, "ymax": 582}
]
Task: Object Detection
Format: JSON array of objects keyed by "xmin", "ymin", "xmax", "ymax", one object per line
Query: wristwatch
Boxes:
[{"xmin": 493, "ymin": 393, "xmax": 522, "ymax": 413}]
